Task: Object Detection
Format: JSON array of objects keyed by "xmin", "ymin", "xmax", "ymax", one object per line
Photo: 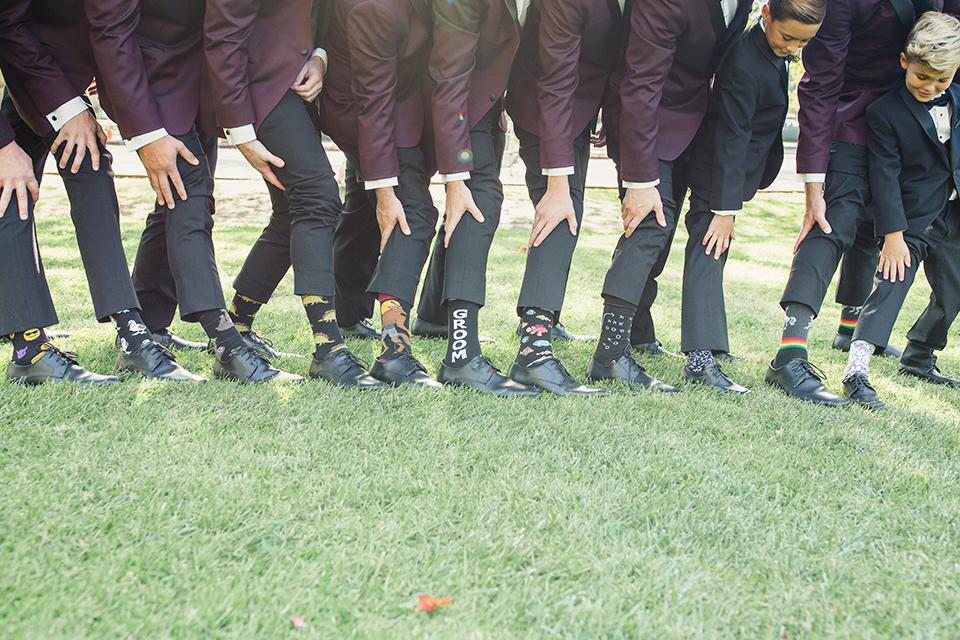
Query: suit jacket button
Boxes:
[
  {"xmin": 301, "ymin": 48, "xmax": 309, "ymax": 55},
  {"xmin": 489, "ymin": 94, "xmax": 496, "ymax": 101}
]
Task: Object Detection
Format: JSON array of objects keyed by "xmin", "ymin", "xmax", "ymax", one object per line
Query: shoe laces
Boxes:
[
  {"xmin": 789, "ymin": 358, "xmax": 828, "ymax": 383},
  {"xmin": 332, "ymin": 348, "xmax": 368, "ymax": 370},
  {"xmin": 40, "ymin": 343, "xmax": 79, "ymax": 366},
  {"xmin": 844, "ymin": 372, "xmax": 875, "ymax": 392},
  {"xmin": 142, "ymin": 340, "xmax": 176, "ymax": 362},
  {"xmin": 233, "ymin": 344, "xmax": 272, "ymax": 366},
  {"xmin": 476, "ymin": 355, "xmax": 502, "ymax": 374},
  {"xmin": 399, "ymin": 353, "xmax": 428, "ymax": 375},
  {"xmin": 242, "ymin": 330, "xmax": 275, "ymax": 354}
]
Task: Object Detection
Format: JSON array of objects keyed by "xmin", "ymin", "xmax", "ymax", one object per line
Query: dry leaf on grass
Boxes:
[
  {"xmin": 415, "ymin": 595, "xmax": 451, "ymax": 612},
  {"xmin": 290, "ymin": 615, "xmax": 307, "ymax": 628}
]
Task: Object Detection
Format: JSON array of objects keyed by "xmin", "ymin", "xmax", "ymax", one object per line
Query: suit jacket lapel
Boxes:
[
  {"xmin": 752, "ymin": 22, "xmax": 787, "ymax": 88},
  {"xmin": 605, "ymin": 0, "xmax": 621, "ymax": 19},
  {"xmin": 503, "ymin": 0, "xmax": 520, "ymax": 31},
  {"xmin": 707, "ymin": 0, "xmax": 727, "ymax": 54},
  {"xmin": 949, "ymin": 88, "xmax": 960, "ymax": 171},
  {"xmin": 900, "ymin": 83, "xmax": 949, "ymax": 164}
]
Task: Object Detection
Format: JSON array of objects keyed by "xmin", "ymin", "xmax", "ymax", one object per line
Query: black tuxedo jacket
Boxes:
[
  {"xmin": 687, "ymin": 22, "xmax": 788, "ymax": 210},
  {"xmin": 867, "ymin": 83, "xmax": 960, "ymax": 237}
]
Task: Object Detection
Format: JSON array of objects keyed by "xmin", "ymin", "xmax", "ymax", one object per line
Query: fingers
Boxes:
[
  {"xmin": 58, "ymin": 138, "xmax": 76, "ymax": 170},
  {"xmin": 897, "ymin": 258, "xmax": 906, "ymax": 282},
  {"xmin": 715, "ymin": 236, "xmax": 729, "ymax": 260},
  {"xmin": 815, "ymin": 211, "xmax": 833, "ymax": 235},
  {"xmin": 260, "ymin": 166, "xmax": 285, "ymax": 191},
  {"xmin": 380, "ymin": 218, "xmax": 395, "ymax": 252},
  {"xmin": 291, "ymin": 64, "xmax": 308, "ymax": 89},
  {"xmin": 793, "ymin": 223, "xmax": 812, "ymax": 254},
  {"xmin": 175, "ymin": 140, "xmax": 200, "ymax": 166},
  {"xmin": 70, "ymin": 141, "xmax": 87, "ymax": 174},
  {"xmin": 532, "ymin": 216, "xmax": 562, "ymax": 248},
  {"xmin": 654, "ymin": 201, "xmax": 666, "ymax": 228},
  {"xmin": 399, "ymin": 211, "xmax": 411, "ymax": 237},
  {"xmin": 169, "ymin": 167, "xmax": 187, "ymax": 203},
  {"xmin": 17, "ymin": 182, "xmax": 30, "ymax": 220},
  {"xmin": 148, "ymin": 173, "xmax": 166, "ymax": 208},
  {"xmin": 704, "ymin": 232, "xmax": 717, "ymax": 256},
  {"xmin": 566, "ymin": 211, "xmax": 578, "ymax": 237},
  {"xmin": 444, "ymin": 210, "xmax": 461, "ymax": 248},
  {"xmin": 0, "ymin": 187, "xmax": 10, "ymax": 217},
  {"xmin": 28, "ymin": 176, "xmax": 39, "ymax": 206}
]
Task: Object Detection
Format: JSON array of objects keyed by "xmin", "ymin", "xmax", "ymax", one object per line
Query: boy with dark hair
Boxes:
[
  {"xmin": 840, "ymin": 11, "xmax": 960, "ymax": 409},
  {"xmin": 680, "ymin": 0, "xmax": 824, "ymax": 393}
]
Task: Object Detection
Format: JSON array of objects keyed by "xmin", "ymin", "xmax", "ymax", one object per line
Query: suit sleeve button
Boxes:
[{"xmin": 301, "ymin": 48, "xmax": 309, "ymax": 55}]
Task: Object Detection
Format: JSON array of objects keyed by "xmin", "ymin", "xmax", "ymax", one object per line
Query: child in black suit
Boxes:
[
  {"xmin": 841, "ymin": 11, "xmax": 960, "ymax": 410},
  {"xmin": 678, "ymin": 0, "xmax": 824, "ymax": 394}
]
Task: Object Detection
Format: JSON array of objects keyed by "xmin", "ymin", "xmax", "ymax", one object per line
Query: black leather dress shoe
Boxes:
[
  {"xmin": 508, "ymin": 356, "xmax": 608, "ymax": 396},
  {"xmin": 7, "ymin": 345, "xmax": 120, "ymax": 385},
  {"xmin": 715, "ymin": 352, "xmax": 746, "ymax": 362},
  {"xmin": 897, "ymin": 362, "xmax": 960, "ymax": 387},
  {"xmin": 683, "ymin": 362, "xmax": 749, "ymax": 394},
  {"xmin": 841, "ymin": 373, "xmax": 885, "ymax": 410},
  {"xmin": 118, "ymin": 341, "xmax": 206, "ymax": 382},
  {"xmin": 411, "ymin": 317, "xmax": 449, "ymax": 339},
  {"xmin": 151, "ymin": 328, "xmax": 207, "ymax": 351},
  {"xmin": 207, "ymin": 331, "xmax": 298, "ymax": 359},
  {"xmin": 411, "ymin": 317, "xmax": 493, "ymax": 342},
  {"xmin": 213, "ymin": 345, "xmax": 304, "ymax": 383},
  {"xmin": 369, "ymin": 353, "xmax": 442, "ymax": 387},
  {"xmin": 586, "ymin": 352, "xmax": 680, "ymax": 393},
  {"xmin": 630, "ymin": 340, "xmax": 680, "ymax": 358},
  {"xmin": 438, "ymin": 354, "xmax": 541, "ymax": 396},
  {"xmin": 309, "ymin": 349, "xmax": 387, "ymax": 389},
  {"xmin": 832, "ymin": 332, "xmax": 902, "ymax": 358},
  {"xmin": 339, "ymin": 319, "xmax": 381, "ymax": 340},
  {"xmin": 765, "ymin": 358, "xmax": 848, "ymax": 407}
]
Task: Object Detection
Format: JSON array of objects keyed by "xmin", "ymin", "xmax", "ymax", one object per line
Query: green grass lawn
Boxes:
[{"xmin": 3, "ymin": 179, "xmax": 960, "ymax": 639}]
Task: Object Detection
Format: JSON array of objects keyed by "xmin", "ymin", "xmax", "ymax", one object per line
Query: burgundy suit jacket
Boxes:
[
  {"xmin": 0, "ymin": 0, "xmax": 95, "ymax": 137},
  {"xmin": 618, "ymin": 0, "xmax": 750, "ymax": 184},
  {"xmin": 84, "ymin": 0, "xmax": 207, "ymax": 140},
  {"xmin": 0, "ymin": 113, "xmax": 14, "ymax": 148},
  {"xmin": 203, "ymin": 0, "xmax": 318, "ymax": 132},
  {"xmin": 430, "ymin": 0, "xmax": 520, "ymax": 175},
  {"xmin": 318, "ymin": 0, "xmax": 433, "ymax": 182},
  {"xmin": 796, "ymin": 0, "xmax": 960, "ymax": 174},
  {"xmin": 505, "ymin": 0, "xmax": 629, "ymax": 170}
]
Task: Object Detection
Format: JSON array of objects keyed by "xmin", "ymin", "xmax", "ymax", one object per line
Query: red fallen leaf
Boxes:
[
  {"xmin": 290, "ymin": 615, "xmax": 307, "ymax": 628},
  {"xmin": 415, "ymin": 594, "xmax": 451, "ymax": 612},
  {"xmin": 519, "ymin": 245, "xmax": 528, "ymax": 252}
]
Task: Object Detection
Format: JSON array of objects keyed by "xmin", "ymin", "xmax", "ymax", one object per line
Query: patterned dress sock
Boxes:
[
  {"xmin": 377, "ymin": 295, "xmax": 412, "ymax": 362},
  {"xmin": 111, "ymin": 309, "xmax": 152, "ymax": 354},
  {"xmin": 685, "ymin": 349, "xmax": 715, "ymax": 373},
  {"xmin": 303, "ymin": 295, "xmax": 345, "ymax": 360},
  {"xmin": 838, "ymin": 306, "xmax": 861, "ymax": 337},
  {"xmin": 515, "ymin": 307, "xmax": 556, "ymax": 368},
  {"xmin": 593, "ymin": 296, "xmax": 636, "ymax": 365},
  {"xmin": 843, "ymin": 339, "xmax": 874, "ymax": 378},
  {"xmin": 444, "ymin": 300, "xmax": 481, "ymax": 367},
  {"xmin": 228, "ymin": 293, "xmax": 265, "ymax": 333},
  {"xmin": 10, "ymin": 328, "xmax": 48, "ymax": 365},
  {"xmin": 197, "ymin": 309, "xmax": 246, "ymax": 360},
  {"xmin": 773, "ymin": 303, "xmax": 815, "ymax": 368}
]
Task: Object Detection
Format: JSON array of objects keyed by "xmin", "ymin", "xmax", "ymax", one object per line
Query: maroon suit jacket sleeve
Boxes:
[
  {"xmin": 537, "ymin": 0, "xmax": 584, "ymax": 170},
  {"xmin": 430, "ymin": 0, "xmax": 481, "ymax": 176},
  {"xmin": 795, "ymin": 0, "xmax": 852, "ymax": 175},
  {"xmin": 0, "ymin": 0, "xmax": 82, "ymax": 119},
  {"xmin": 203, "ymin": 0, "xmax": 259, "ymax": 130},
  {"xmin": 84, "ymin": 0, "xmax": 166, "ymax": 139},
  {"xmin": 0, "ymin": 114, "xmax": 15, "ymax": 148},
  {"xmin": 346, "ymin": 0, "xmax": 406, "ymax": 182},
  {"xmin": 619, "ymin": 1, "xmax": 684, "ymax": 184}
]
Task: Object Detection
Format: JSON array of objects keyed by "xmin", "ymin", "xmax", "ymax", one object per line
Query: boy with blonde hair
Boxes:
[{"xmin": 841, "ymin": 11, "xmax": 960, "ymax": 409}]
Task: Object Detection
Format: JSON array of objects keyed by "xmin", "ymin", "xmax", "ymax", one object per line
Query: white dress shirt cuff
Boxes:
[
  {"xmin": 622, "ymin": 179, "xmax": 660, "ymax": 189},
  {"xmin": 543, "ymin": 166, "xmax": 575, "ymax": 176},
  {"xmin": 125, "ymin": 128, "xmax": 168, "ymax": 152},
  {"xmin": 440, "ymin": 172, "xmax": 471, "ymax": 184},
  {"xmin": 798, "ymin": 173, "xmax": 826, "ymax": 183},
  {"xmin": 311, "ymin": 48, "xmax": 328, "ymax": 75},
  {"xmin": 46, "ymin": 96, "xmax": 89, "ymax": 132},
  {"xmin": 712, "ymin": 210, "xmax": 739, "ymax": 216},
  {"xmin": 224, "ymin": 124, "xmax": 257, "ymax": 146},
  {"xmin": 366, "ymin": 177, "xmax": 399, "ymax": 190}
]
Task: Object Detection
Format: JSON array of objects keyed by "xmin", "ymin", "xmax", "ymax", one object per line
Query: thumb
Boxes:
[
  {"xmin": 567, "ymin": 211, "xmax": 578, "ymax": 236},
  {"xmin": 176, "ymin": 141, "xmax": 200, "ymax": 166},
  {"xmin": 468, "ymin": 203, "xmax": 485, "ymax": 223},
  {"xmin": 266, "ymin": 150, "xmax": 285, "ymax": 168}
]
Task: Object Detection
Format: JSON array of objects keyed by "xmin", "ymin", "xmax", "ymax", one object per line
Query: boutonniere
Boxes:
[{"xmin": 786, "ymin": 52, "xmax": 801, "ymax": 64}]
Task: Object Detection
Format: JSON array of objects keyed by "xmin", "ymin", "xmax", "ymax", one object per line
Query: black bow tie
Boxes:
[{"xmin": 925, "ymin": 93, "xmax": 951, "ymax": 110}]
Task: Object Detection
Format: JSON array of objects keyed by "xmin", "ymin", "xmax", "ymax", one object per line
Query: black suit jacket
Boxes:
[
  {"xmin": 867, "ymin": 83, "xmax": 960, "ymax": 237},
  {"xmin": 687, "ymin": 22, "xmax": 788, "ymax": 211}
]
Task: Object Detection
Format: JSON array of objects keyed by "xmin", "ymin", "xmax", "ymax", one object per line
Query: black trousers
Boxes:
[
  {"xmin": 416, "ymin": 104, "xmax": 506, "ymax": 323},
  {"xmin": 332, "ymin": 159, "xmax": 380, "ymax": 325},
  {"xmin": 854, "ymin": 203, "xmax": 960, "ymax": 358},
  {"xmin": 337, "ymin": 144, "xmax": 437, "ymax": 307},
  {"xmin": 230, "ymin": 91, "xmax": 341, "ymax": 302},
  {"xmin": 131, "ymin": 127, "xmax": 225, "ymax": 327},
  {"xmin": 780, "ymin": 142, "xmax": 882, "ymax": 315},
  {"xmin": 0, "ymin": 91, "xmax": 138, "ymax": 335},
  {"xmin": 604, "ymin": 138, "xmax": 683, "ymax": 345},
  {"xmin": 515, "ymin": 124, "xmax": 591, "ymax": 314},
  {"xmin": 680, "ymin": 190, "xmax": 731, "ymax": 353}
]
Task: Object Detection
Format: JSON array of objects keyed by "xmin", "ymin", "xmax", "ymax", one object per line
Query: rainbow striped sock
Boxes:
[{"xmin": 838, "ymin": 306, "xmax": 860, "ymax": 336}]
